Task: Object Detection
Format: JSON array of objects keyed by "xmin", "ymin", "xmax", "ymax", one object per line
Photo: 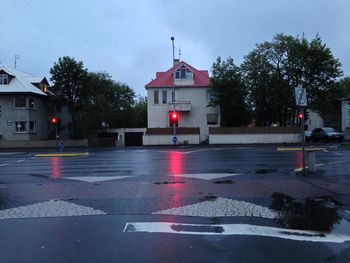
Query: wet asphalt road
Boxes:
[{"xmin": 1, "ymin": 145, "xmax": 350, "ymax": 262}]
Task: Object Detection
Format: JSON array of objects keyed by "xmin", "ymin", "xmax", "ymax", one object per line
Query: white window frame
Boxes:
[
  {"xmin": 154, "ymin": 90, "xmax": 159, "ymax": 105},
  {"xmin": 15, "ymin": 121, "xmax": 27, "ymax": 133},
  {"xmin": 0, "ymin": 74, "xmax": 9, "ymax": 85}
]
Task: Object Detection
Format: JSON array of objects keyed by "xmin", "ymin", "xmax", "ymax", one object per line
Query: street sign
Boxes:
[
  {"xmin": 295, "ymin": 87, "xmax": 307, "ymax": 107},
  {"xmin": 172, "ymin": 136, "xmax": 177, "ymax": 144},
  {"xmin": 7, "ymin": 120, "xmax": 12, "ymax": 126},
  {"xmin": 59, "ymin": 140, "xmax": 64, "ymax": 151}
]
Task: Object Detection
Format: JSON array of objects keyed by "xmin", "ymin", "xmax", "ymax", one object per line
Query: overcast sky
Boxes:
[{"xmin": 1, "ymin": 0, "xmax": 349, "ymax": 96}]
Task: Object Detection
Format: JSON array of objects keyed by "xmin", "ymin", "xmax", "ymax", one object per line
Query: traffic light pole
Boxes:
[
  {"xmin": 300, "ymin": 107, "xmax": 306, "ymax": 175},
  {"xmin": 171, "ymin": 36, "xmax": 176, "ymax": 146}
]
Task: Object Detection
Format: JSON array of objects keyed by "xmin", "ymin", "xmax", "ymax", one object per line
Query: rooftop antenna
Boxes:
[
  {"xmin": 178, "ymin": 46, "xmax": 182, "ymax": 61},
  {"xmin": 14, "ymin": 55, "xmax": 20, "ymax": 68}
]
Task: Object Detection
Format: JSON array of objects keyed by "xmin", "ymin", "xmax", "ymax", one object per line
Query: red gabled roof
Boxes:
[{"xmin": 145, "ymin": 61, "xmax": 210, "ymax": 88}]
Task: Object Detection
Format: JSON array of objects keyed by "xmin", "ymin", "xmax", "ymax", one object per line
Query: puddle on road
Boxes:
[
  {"xmin": 213, "ymin": 180, "xmax": 235, "ymax": 184},
  {"xmin": 171, "ymin": 224, "xmax": 224, "ymax": 233},
  {"xmin": 271, "ymin": 192, "xmax": 340, "ymax": 232},
  {"xmin": 256, "ymin": 168, "xmax": 277, "ymax": 174},
  {"xmin": 153, "ymin": 181, "xmax": 185, "ymax": 185},
  {"xmin": 200, "ymin": 194, "xmax": 218, "ymax": 202}
]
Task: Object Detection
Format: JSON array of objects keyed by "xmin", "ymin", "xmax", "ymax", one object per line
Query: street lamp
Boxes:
[{"xmin": 171, "ymin": 36, "xmax": 177, "ymax": 145}]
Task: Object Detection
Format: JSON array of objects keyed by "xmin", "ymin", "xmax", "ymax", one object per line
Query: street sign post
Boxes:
[
  {"xmin": 295, "ymin": 86, "xmax": 307, "ymax": 174},
  {"xmin": 172, "ymin": 136, "xmax": 177, "ymax": 145}
]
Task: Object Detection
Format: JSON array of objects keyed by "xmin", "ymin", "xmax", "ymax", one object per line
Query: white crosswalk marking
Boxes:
[
  {"xmin": 152, "ymin": 198, "xmax": 276, "ymax": 218},
  {"xmin": 169, "ymin": 173, "xmax": 239, "ymax": 180},
  {"xmin": 63, "ymin": 176, "xmax": 133, "ymax": 183},
  {"xmin": 0, "ymin": 200, "xmax": 106, "ymax": 219},
  {"xmin": 123, "ymin": 222, "xmax": 350, "ymax": 243}
]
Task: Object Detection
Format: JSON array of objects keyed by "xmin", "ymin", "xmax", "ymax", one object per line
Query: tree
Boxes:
[
  {"xmin": 241, "ymin": 34, "xmax": 343, "ymax": 126},
  {"xmin": 210, "ymin": 57, "xmax": 251, "ymax": 126},
  {"xmin": 127, "ymin": 96, "xmax": 147, "ymax": 128},
  {"xmin": 50, "ymin": 56, "xmax": 88, "ymax": 137},
  {"xmin": 78, "ymin": 71, "xmax": 136, "ymax": 134}
]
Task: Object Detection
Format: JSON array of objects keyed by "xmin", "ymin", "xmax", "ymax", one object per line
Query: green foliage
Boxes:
[
  {"xmin": 210, "ymin": 57, "xmax": 251, "ymax": 126},
  {"xmin": 50, "ymin": 57, "xmax": 146, "ymax": 138},
  {"xmin": 240, "ymin": 33, "xmax": 343, "ymax": 126}
]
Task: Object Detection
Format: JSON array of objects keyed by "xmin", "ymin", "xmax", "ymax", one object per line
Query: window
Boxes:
[
  {"xmin": 171, "ymin": 91, "xmax": 175, "ymax": 102},
  {"xmin": 174, "ymin": 66, "xmax": 193, "ymax": 80},
  {"xmin": 15, "ymin": 121, "xmax": 27, "ymax": 133},
  {"xmin": 154, "ymin": 90, "xmax": 159, "ymax": 104},
  {"xmin": 29, "ymin": 97, "xmax": 35, "ymax": 108},
  {"xmin": 207, "ymin": 90, "xmax": 216, "ymax": 103},
  {"xmin": 0, "ymin": 74, "xmax": 9, "ymax": 85},
  {"xmin": 207, "ymin": 114, "xmax": 219, "ymax": 125},
  {"xmin": 162, "ymin": 90, "xmax": 167, "ymax": 104},
  {"xmin": 29, "ymin": 121, "xmax": 37, "ymax": 132},
  {"xmin": 14, "ymin": 96, "xmax": 27, "ymax": 108}
]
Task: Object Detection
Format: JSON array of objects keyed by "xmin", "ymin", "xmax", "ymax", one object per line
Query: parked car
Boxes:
[
  {"xmin": 304, "ymin": 130, "xmax": 312, "ymax": 142},
  {"xmin": 311, "ymin": 127, "xmax": 344, "ymax": 142}
]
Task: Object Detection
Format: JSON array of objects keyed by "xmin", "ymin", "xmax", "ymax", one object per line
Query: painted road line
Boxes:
[
  {"xmin": 30, "ymin": 157, "xmax": 36, "ymax": 159},
  {"xmin": 63, "ymin": 176, "xmax": 134, "ymax": 183},
  {"xmin": 123, "ymin": 222, "xmax": 350, "ymax": 243},
  {"xmin": 315, "ymin": 164, "xmax": 324, "ymax": 167},
  {"xmin": 334, "ymin": 152, "xmax": 343, "ymax": 156},
  {"xmin": 0, "ymin": 163, "xmax": 9, "ymax": 167},
  {"xmin": 294, "ymin": 167, "xmax": 308, "ymax": 172},
  {"xmin": 168, "ymin": 173, "xmax": 239, "ymax": 180},
  {"xmin": 16, "ymin": 160, "xmax": 24, "ymax": 163},
  {"xmin": 152, "ymin": 198, "xmax": 276, "ymax": 218},
  {"xmin": 277, "ymin": 147, "xmax": 326, "ymax": 151},
  {"xmin": 0, "ymin": 200, "xmax": 106, "ymax": 219},
  {"xmin": 35, "ymin": 152, "xmax": 89, "ymax": 157}
]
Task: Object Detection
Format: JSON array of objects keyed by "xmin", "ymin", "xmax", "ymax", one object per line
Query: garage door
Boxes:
[{"xmin": 125, "ymin": 132, "xmax": 143, "ymax": 146}]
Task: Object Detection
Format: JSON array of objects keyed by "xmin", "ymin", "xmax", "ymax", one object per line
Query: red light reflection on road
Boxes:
[
  {"xmin": 296, "ymin": 151, "xmax": 303, "ymax": 170},
  {"xmin": 50, "ymin": 157, "xmax": 61, "ymax": 179},
  {"xmin": 169, "ymin": 151, "xmax": 183, "ymax": 176}
]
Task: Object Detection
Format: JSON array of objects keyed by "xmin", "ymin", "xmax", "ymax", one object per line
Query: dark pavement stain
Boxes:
[
  {"xmin": 213, "ymin": 180, "xmax": 234, "ymax": 184},
  {"xmin": 200, "ymin": 194, "xmax": 218, "ymax": 201},
  {"xmin": 154, "ymin": 181, "xmax": 185, "ymax": 185},
  {"xmin": 171, "ymin": 224, "xmax": 224, "ymax": 233},
  {"xmin": 271, "ymin": 192, "xmax": 340, "ymax": 232},
  {"xmin": 256, "ymin": 168, "xmax": 277, "ymax": 174},
  {"xmin": 29, "ymin": 173, "xmax": 50, "ymax": 179}
]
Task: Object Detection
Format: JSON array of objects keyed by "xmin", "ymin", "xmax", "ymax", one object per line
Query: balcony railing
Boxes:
[{"xmin": 168, "ymin": 101, "xmax": 191, "ymax": 111}]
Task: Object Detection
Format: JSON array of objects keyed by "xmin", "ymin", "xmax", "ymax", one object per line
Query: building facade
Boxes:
[
  {"xmin": 145, "ymin": 61, "xmax": 220, "ymax": 142},
  {"xmin": 0, "ymin": 66, "xmax": 71, "ymax": 141}
]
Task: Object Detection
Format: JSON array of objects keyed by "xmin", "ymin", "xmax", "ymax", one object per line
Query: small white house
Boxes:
[{"xmin": 145, "ymin": 60, "xmax": 220, "ymax": 143}]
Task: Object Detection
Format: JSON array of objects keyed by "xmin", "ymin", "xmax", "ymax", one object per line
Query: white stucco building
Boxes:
[{"xmin": 145, "ymin": 60, "xmax": 220, "ymax": 143}]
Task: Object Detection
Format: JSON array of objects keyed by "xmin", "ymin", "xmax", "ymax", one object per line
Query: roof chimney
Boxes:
[{"xmin": 173, "ymin": 59, "xmax": 180, "ymax": 65}]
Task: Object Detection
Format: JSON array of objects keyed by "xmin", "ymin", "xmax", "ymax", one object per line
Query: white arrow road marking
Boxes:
[
  {"xmin": 123, "ymin": 222, "xmax": 350, "ymax": 243},
  {"xmin": 63, "ymin": 176, "xmax": 133, "ymax": 183},
  {"xmin": 152, "ymin": 198, "xmax": 276, "ymax": 218},
  {"xmin": 169, "ymin": 173, "xmax": 239, "ymax": 180}
]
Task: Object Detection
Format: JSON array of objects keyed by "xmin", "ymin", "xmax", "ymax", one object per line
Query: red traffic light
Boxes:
[
  {"xmin": 50, "ymin": 117, "xmax": 58, "ymax": 124},
  {"xmin": 297, "ymin": 113, "xmax": 304, "ymax": 119},
  {"xmin": 171, "ymin": 112, "xmax": 178, "ymax": 120}
]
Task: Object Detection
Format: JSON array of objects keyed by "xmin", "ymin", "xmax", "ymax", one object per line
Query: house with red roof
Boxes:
[{"xmin": 145, "ymin": 60, "xmax": 220, "ymax": 143}]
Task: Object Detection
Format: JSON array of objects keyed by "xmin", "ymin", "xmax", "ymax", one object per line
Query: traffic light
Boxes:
[
  {"xmin": 304, "ymin": 110, "xmax": 309, "ymax": 121},
  {"xmin": 50, "ymin": 117, "xmax": 58, "ymax": 124},
  {"xmin": 169, "ymin": 111, "xmax": 179, "ymax": 126},
  {"xmin": 297, "ymin": 112, "xmax": 304, "ymax": 119}
]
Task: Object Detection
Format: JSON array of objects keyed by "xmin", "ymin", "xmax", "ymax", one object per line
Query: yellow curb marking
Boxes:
[
  {"xmin": 35, "ymin": 153, "xmax": 89, "ymax": 157},
  {"xmin": 277, "ymin": 147, "xmax": 326, "ymax": 151}
]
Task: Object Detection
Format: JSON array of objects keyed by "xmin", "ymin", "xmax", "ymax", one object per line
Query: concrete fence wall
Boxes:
[
  {"xmin": 209, "ymin": 134, "xmax": 301, "ymax": 144},
  {"xmin": 143, "ymin": 134, "xmax": 200, "ymax": 145},
  {"xmin": 0, "ymin": 139, "xmax": 88, "ymax": 148}
]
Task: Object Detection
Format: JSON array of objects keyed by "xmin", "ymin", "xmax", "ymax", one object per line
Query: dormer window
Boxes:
[
  {"xmin": 0, "ymin": 74, "xmax": 9, "ymax": 85},
  {"xmin": 174, "ymin": 66, "xmax": 193, "ymax": 80}
]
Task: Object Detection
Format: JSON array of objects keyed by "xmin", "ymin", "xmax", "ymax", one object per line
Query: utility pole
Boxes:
[{"xmin": 14, "ymin": 55, "xmax": 20, "ymax": 68}]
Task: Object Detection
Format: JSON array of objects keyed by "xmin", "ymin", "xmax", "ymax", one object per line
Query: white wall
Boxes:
[
  {"xmin": 341, "ymin": 99, "xmax": 350, "ymax": 132},
  {"xmin": 147, "ymin": 87, "xmax": 219, "ymax": 142},
  {"xmin": 143, "ymin": 134, "xmax": 200, "ymax": 145},
  {"xmin": 305, "ymin": 110, "xmax": 323, "ymax": 131},
  {"xmin": 209, "ymin": 134, "xmax": 301, "ymax": 144}
]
